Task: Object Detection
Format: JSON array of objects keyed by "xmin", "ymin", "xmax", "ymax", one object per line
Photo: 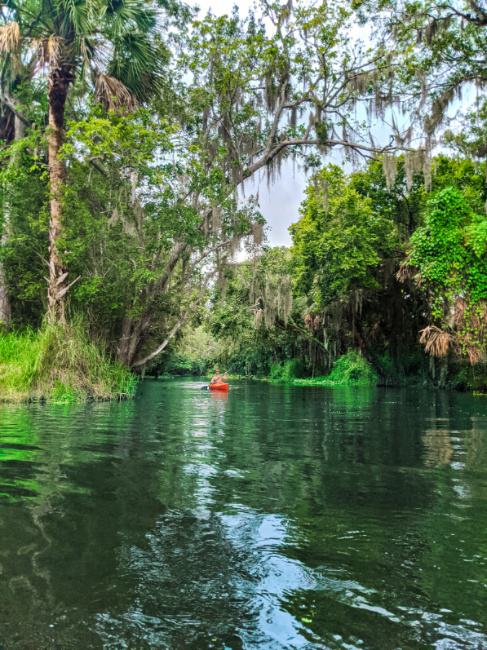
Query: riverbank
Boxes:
[
  {"xmin": 161, "ymin": 350, "xmax": 487, "ymax": 392},
  {"xmin": 0, "ymin": 323, "xmax": 137, "ymax": 403},
  {"xmin": 161, "ymin": 353, "xmax": 378, "ymax": 387}
]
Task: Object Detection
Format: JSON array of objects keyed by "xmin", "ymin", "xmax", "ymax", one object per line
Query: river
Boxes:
[{"xmin": 0, "ymin": 379, "xmax": 486, "ymax": 649}]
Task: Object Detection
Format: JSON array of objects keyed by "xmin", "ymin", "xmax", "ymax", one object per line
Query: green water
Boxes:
[{"xmin": 0, "ymin": 380, "xmax": 486, "ymax": 649}]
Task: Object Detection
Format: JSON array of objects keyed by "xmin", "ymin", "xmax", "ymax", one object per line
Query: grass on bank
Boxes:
[
  {"xmin": 269, "ymin": 351, "xmax": 377, "ymax": 387},
  {"xmin": 0, "ymin": 322, "xmax": 137, "ymax": 403}
]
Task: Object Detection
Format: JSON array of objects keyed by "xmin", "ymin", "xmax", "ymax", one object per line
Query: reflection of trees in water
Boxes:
[
  {"xmin": 466, "ymin": 415, "xmax": 487, "ymax": 473},
  {"xmin": 0, "ymin": 389, "xmax": 266, "ymax": 647},
  {"xmin": 0, "ymin": 385, "xmax": 486, "ymax": 648},
  {"xmin": 203, "ymin": 387, "xmax": 487, "ymax": 648},
  {"xmin": 98, "ymin": 510, "xmax": 253, "ymax": 648},
  {"xmin": 0, "ymin": 400, "xmax": 155, "ymax": 647},
  {"xmin": 422, "ymin": 427, "xmax": 454, "ymax": 467}
]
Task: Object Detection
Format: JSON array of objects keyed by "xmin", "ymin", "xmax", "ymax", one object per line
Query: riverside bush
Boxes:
[
  {"xmin": 291, "ymin": 351, "xmax": 377, "ymax": 386},
  {"xmin": 0, "ymin": 322, "xmax": 137, "ymax": 402},
  {"xmin": 269, "ymin": 358, "xmax": 305, "ymax": 382}
]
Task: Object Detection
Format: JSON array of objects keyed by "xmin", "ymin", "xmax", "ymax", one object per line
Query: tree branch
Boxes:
[
  {"xmin": 0, "ymin": 94, "xmax": 29, "ymax": 127},
  {"xmin": 132, "ymin": 275, "xmax": 212, "ymax": 367}
]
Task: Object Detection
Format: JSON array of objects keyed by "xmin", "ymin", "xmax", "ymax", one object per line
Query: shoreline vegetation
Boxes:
[
  {"xmin": 1, "ymin": 335, "xmax": 486, "ymax": 403},
  {"xmin": 0, "ymin": 323, "xmax": 137, "ymax": 403},
  {"xmin": 149, "ymin": 351, "xmax": 487, "ymax": 393},
  {"xmin": 266, "ymin": 352, "xmax": 378, "ymax": 387}
]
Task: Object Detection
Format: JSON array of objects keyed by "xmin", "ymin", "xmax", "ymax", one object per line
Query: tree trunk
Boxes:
[
  {"xmin": 47, "ymin": 68, "xmax": 72, "ymax": 323},
  {"xmin": 0, "ymin": 111, "xmax": 26, "ymax": 331},
  {"xmin": 439, "ymin": 355, "xmax": 448, "ymax": 389},
  {"xmin": 116, "ymin": 317, "xmax": 146, "ymax": 367},
  {"xmin": 0, "ymin": 229, "xmax": 10, "ymax": 331},
  {"xmin": 115, "ymin": 242, "xmax": 189, "ymax": 366}
]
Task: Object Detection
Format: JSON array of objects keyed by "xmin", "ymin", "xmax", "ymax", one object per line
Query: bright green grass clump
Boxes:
[
  {"xmin": 267, "ymin": 351, "xmax": 377, "ymax": 387},
  {"xmin": 0, "ymin": 321, "xmax": 137, "ymax": 403},
  {"xmin": 292, "ymin": 351, "xmax": 377, "ymax": 387},
  {"xmin": 269, "ymin": 358, "xmax": 305, "ymax": 382}
]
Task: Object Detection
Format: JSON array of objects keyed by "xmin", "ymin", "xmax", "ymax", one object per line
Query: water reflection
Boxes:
[
  {"xmin": 0, "ymin": 382, "xmax": 486, "ymax": 648},
  {"xmin": 422, "ymin": 427, "xmax": 454, "ymax": 467},
  {"xmin": 210, "ymin": 390, "xmax": 229, "ymax": 402}
]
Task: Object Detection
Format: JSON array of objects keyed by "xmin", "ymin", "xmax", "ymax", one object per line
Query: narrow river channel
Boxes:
[{"xmin": 0, "ymin": 379, "xmax": 486, "ymax": 649}]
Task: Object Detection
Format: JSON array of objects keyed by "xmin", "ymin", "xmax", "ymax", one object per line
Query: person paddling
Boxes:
[{"xmin": 210, "ymin": 368, "xmax": 228, "ymax": 385}]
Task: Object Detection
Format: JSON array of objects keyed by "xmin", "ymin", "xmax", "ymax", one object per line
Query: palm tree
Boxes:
[
  {"xmin": 0, "ymin": 0, "xmax": 164, "ymax": 322},
  {"xmin": 0, "ymin": 18, "xmax": 28, "ymax": 330}
]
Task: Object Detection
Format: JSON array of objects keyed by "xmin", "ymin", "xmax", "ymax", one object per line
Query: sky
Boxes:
[
  {"xmin": 191, "ymin": 0, "xmax": 410, "ymax": 248},
  {"xmin": 190, "ymin": 0, "xmax": 471, "ymax": 247},
  {"xmin": 193, "ymin": 0, "xmax": 308, "ymax": 247}
]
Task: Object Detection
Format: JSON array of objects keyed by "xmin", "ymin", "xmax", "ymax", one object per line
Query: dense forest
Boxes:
[
  {"xmin": 160, "ymin": 156, "xmax": 487, "ymax": 390},
  {"xmin": 1, "ymin": 0, "xmax": 487, "ymax": 400}
]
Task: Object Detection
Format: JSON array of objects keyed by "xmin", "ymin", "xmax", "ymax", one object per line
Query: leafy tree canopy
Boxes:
[{"xmin": 290, "ymin": 164, "xmax": 396, "ymax": 307}]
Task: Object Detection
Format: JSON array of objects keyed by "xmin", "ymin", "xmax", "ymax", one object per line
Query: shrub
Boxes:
[
  {"xmin": 270, "ymin": 358, "xmax": 305, "ymax": 382},
  {"xmin": 292, "ymin": 351, "xmax": 377, "ymax": 386}
]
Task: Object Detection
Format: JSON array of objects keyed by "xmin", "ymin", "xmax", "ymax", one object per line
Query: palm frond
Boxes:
[
  {"xmin": 32, "ymin": 34, "xmax": 65, "ymax": 70},
  {"xmin": 396, "ymin": 263, "xmax": 415, "ymax": 283},
  {"xmin": 453, "ymin": 297, "xmax": 468, "ymax": 325},
  {"xmin": 396, "ymin": 254, "xmax": 417, "ymax": 283},
  {"xmin": 106, "ymin": 0, "xmax": 158, "ymax": 37},
  {"xmin": 0, "ymin": 22, "xmax": 21, "ymax": 54},
  {"xmin": 3, "ymin": 0, "xmax": 163, "ymax": 105},
  {"xmin": 58, "ymin": 0, "xmax": 95, "ymax": 39},
  {"xmin": 73, "ymin": 33, "xmax": 96, "ymax": 68},
  {"xmin": 419, "ymin": 325, "xmax": 452, "ymax": 357},
  {"xmin": 94, "ymin": 72, "xmax": 137, "ymax": 111},
  {"xmin": 107, "ymin": 31, "xmax": 163, "ymax": 102}
]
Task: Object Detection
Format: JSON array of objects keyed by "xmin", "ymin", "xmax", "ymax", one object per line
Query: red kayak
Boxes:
[{"xmin": 209, "ymin": 382, "xmax": 229, "ymax": 391}]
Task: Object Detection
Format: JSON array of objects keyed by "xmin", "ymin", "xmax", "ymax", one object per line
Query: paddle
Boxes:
[{"xmin": 201, "ymin": 364, "xmax": 237, "ymax": 390}]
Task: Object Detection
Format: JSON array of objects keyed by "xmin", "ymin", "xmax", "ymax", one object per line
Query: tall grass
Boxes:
[
  {"xmin": 292, "ymin": 351, "xmax": 377, "ymax": 386},
  {"xmin": 0, "ymin": 321, "xmax": 137, "ymax": 402},
  {"xmin": 269, "ymin": 358, "xmax": 305, "ymax": 382},
  {"xmin": 267, "ymin": 351, "xmax": 377, "ymax": 387}
]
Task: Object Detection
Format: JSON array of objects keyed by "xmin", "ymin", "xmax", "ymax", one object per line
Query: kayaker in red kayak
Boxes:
[{"xmin": 210, "ymin": 368, "xmax": 228, "ymax": 386}]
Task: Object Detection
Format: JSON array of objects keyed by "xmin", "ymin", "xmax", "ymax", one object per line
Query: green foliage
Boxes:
[
  {"xmin": 373, "ymin": 349, "xmax": 427, "ymax": 387},
  {"xmin": 348, "ymin": 157, "xmax": 425, "ymax": 238},
  {"xmin": 290, "ymin": 164, "xmax": 396, "ymax": 307},
  {"xmin": 161, "ymin": 353, "xmax": 210, "ymax": 376},
  {"xmin": 452, "ymin": 362, "xmax": 487, "ymax": 392},
  {"xmin": 269, "ymin": 358, "xmax": 305, "ymax": 382},
  {"xmin": 431, "ymin": 158, "xmax": 487, "ymax": 215},
  {"xmin": 0, "ymin": 130, "xmax": 48, "ymax": 327},
  {"xmin": 292, "ymin": 352, "xmax": 377, "ymax": 386},
  {"xmin": 265, "ymin": 351, "xmax": 378, "ymax": 386},
  {"xmin": 168, "ymin": 156, "xmax": 487, "ymax": 388},
  {"xmin": 150, "ymin": 325, "xmax": 217, "ymax": 375},
  {"xmin": 60, "ymin": 108, "xmax": 179, "ymax": 325},
  {"xmin": 407, "ymin": 186, "xmax": 487, "ymax": 361},
  {"xmin": 0, "ymin": 321, "xmax": 137, "ymax": 402},
  {"xmin": 202, "ymin": 249, "xmax": 310, "ymax": 377},
  {"xmin": 410, "ymin": 189, "xmax": 468, "ymax": 290}
]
